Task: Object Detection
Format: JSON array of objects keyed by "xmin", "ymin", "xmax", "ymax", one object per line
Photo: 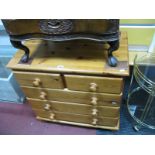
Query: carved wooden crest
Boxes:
[{"xmin": 39, "ymin": 19, "xmax": 73, "ymax": 34}]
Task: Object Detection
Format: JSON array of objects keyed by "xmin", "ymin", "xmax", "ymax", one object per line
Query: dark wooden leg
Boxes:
[
  {"xmin": 10, "ymin": 40, "xmax": 29, "ymax": 63},
  {"xmin": 107, "ymin": 40, "xmax": 119, "ymax": 67}
]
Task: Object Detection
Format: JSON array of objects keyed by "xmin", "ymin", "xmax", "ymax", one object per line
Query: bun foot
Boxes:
[{"xmin": 108, "ymin": 56, "xmax": 118, "ymax": 67}]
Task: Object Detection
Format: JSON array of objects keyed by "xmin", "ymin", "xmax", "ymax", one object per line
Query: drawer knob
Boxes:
[
  {"xmin": 44, "ymin": 104, "xmax": 51, "ymax": 110},
  {"xmin": 50, "ymin": 113, "xmax": 55, "ymax": 120},
  {"xmin": 91, "ymin": 96, "xmax": 98, "ymax": 105},
  {"xmin": 40, "ymin": 91, "xmax": 47, "ymax": 100},
  {"xmin": 89, "ymin": 83, "xmax": 98, "ymax": 92},
  {"xmin": 92, "ymin": 108, "xmax": 98, "ymax": 116},
  {"xmin": 92, "ymin": 118, "xmax": 98, "ymax": 125},
  {"xmin": 33, "ymin": 78, "xmax": 41, "ymax": 87}
]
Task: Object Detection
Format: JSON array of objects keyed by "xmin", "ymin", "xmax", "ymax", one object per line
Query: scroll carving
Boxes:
[{"xmin": 39, "ymin": 19, "xmax": 73, "ymax": 34}]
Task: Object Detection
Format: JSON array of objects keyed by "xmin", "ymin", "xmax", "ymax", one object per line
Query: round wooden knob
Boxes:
[
  {"xmin": 50, "ymin": 113, "xmax": 55, "ymax": 120},
  {"xmin": 33, "ymin": 78, "xmax": 41, "ymax": 87},
  {"xmin": 40, "ymin": 91, "xmax": 47, "ymax": 100},
  {"xmin": 92, "ymin": 118, "xmax": 98, "ymax": 125},
  {"xmin": 89, "ymin": 83, "xmax": 97, "ymax": 92},
  {"xmin": 92, "ymin": 108, "xmax": 98, "ymax": 116},
  {"xmin": 91, "ymin": 96, "xmax": 98, "ymax": 105},
  {"xmin": 44, "ymin": 104, "xmax": 51, "ymax": 110}
]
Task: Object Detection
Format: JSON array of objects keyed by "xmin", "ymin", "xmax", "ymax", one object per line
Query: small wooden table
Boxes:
[{"xmin": 7, "ymin": 32, "xmax": 129, "ymax": 130}]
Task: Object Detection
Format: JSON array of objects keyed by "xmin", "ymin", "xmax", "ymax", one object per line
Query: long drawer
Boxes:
[
  {"xmin": 3, "ymin": 19, "xmax": 118, "ymax": 35},
  {"xmin": 28, "ymin": 98, "xmax": 120, "ymax": 118},
  {"xmin": 22, "ymin": 86, "xmax": 122, "ymax": 106},
  {"xmin": 34, "ymin": 110, "xmax": 119, "ymax": 127},
  {"xmin": 14, "ymin": 71, "xmax": 64, "ymax": 89},
  {"xmin": 65, "ymin": 75, "xmax": 123, "ymax": 94}
]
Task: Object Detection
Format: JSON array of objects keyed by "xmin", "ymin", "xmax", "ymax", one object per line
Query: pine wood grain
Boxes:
[
  {"xmin": 65, "ymin": 74, "xmax": 123, "ymax": 94},
  {"xmin": 34, "ymin": 110, "xmax": 119, "ymax": 128},
  {"xmin": 22, "ymin": 86, "xmax": 122, "ymax": 104},
  {"xmin": 36, "ymin": 116, "xmax": 119, "ymax": 130},
  {"xmin": 13, "ymin": 71, "xmax": 64, "ymax": 89},
  {"xmin": 28, "ymin": 98, "xmax": 120, "ymax": 118}
]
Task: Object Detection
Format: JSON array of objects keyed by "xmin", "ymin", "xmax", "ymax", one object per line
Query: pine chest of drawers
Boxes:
[{"xmin": 7, "ymin": 32, "xmax": 129, "ymax": 130}]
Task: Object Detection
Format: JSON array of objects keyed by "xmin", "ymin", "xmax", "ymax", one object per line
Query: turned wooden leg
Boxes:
[
  {"xmin": 10, "ymin": 40, "xmax": 30, "ymax": 63},
  {"xmin": 107, "ymin": 40, "xmax": 119, "ymax": 67}
]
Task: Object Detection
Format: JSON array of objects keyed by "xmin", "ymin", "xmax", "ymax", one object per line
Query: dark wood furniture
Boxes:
[{"xmin": 2, "ymin": 19, "xmax": 120, "ymax": 67}]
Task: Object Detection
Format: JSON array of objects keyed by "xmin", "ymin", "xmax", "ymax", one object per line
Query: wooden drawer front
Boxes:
[
  {"xmin": 65, "ymin": 75, "xmax": 123, "ymax": 94},
  {"xmin": 28, "ymin": 98, "xmax": 119, "ymax": 118},
  {"xmin": 3, "ymin": 19, "xmax": 118, "ymax": 35},
  {"xmin": 34, "ymin": 110, "xmax": 119, "ymax": 127},
  {"xmin": 22, "ymin": 86, "xmax": 122, "ymax": 106},
  {"xmin": 14, "ymin": 71, "xmax": 63, "ymax": 89}
]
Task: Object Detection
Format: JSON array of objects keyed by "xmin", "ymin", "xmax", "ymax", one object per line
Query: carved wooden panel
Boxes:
[{"xmin": 39, "ymin": 19, "xmax": 73, "ymax": 34}]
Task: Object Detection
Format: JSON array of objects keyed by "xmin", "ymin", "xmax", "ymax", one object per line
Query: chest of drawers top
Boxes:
[{"xmin": 7, "ymin": 32, "xmax": 129, "ymax": 77}]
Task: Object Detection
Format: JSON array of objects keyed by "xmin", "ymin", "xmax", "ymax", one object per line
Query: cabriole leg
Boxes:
[
  {"xmin": 107, "ymin": 40, "xmax": 119, "ymax": 67},
  {"xmin": 10, "ymin": 40, "xmax": 29, "ymax": 63}
]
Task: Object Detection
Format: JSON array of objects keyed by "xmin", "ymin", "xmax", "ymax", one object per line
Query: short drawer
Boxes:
[
  {"xmin": 34, "ymin": 110, "xmax": 119, "ymax": 128},
  {"xmin": 22, "ymin": 86, "xmax": 122, "ymax": 106},
  {"xmin": 28, "ymin": 98, "xmax": 120, "ymax": 118},
  {"xmin": 14, "ymin": 71, "xmax": 64, "ymax": 89},
  {"xmin": 65, "ymin": 75, "xmax": 123, "ymax": 94}
]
